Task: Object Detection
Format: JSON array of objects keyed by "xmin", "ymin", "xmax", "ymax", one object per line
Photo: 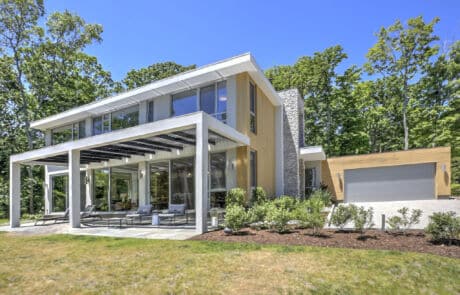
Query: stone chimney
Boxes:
[{"xmin": 278, "ymin": 89, "xmax": 305, "ymax": 198}]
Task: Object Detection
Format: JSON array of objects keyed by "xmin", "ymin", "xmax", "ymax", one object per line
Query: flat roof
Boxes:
[{"xmin": 31, "ymin": 53, "xmax": 282, "ymax": 131}]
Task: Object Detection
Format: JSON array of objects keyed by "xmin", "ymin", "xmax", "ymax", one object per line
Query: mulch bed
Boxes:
[{"xmin": 191, "ymin": 228, "xmax": 460, "ymax": 259}]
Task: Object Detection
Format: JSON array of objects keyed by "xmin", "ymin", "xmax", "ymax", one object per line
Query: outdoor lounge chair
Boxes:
[
  {"xmin": 125, "ymin": 204, "xmax": 153, "ymax": 225},
  {"xmin": 158, "ymin": 204, "xmax": 186, "ymax": 225},
  {"xmin": 81, "ymin": 205, "xmax": 102, "ymax": 221},
  {"xmin": 34, "ymin": 208, "xmax": 69, "ymax": 225}
]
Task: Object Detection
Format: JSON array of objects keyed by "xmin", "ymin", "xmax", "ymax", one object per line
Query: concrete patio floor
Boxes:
[{"xmin": 0, "ymin": 222, "xmax": 199, "ymax": 240}]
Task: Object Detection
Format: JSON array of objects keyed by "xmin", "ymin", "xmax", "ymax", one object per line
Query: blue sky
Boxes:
[{"xmin": 46, "ymin": 0, "xmax": 460, "ymax": 81}]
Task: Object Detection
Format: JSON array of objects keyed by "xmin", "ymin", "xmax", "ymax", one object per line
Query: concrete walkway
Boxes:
[{"xmin": 0, "ymin": 223, "xmax": 198, "ymax": 240}]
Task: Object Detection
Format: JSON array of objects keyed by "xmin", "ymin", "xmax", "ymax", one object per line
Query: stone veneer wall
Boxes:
[{"xmin": 278, "ymin": 89, "xmax": 304, "ymax": 197}]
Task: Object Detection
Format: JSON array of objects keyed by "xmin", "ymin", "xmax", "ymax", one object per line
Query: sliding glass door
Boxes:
[
  {"xmin": 150, "ymin": 161, "xmax": 169, "ymax": 210},
  {"xmin": 93, "ymin": 168, "xmax": 109, "ymax": 211},
  {"xmin": 171, "ymin": 157, "xmax": 195, "ymax": 210},
  {"xmin": 110, "ymin": 165, "xmax": 138, "ymax": 211},
  {"xmin": 51, "ymin": 172, "xmax": 86, "ymax": 212}
]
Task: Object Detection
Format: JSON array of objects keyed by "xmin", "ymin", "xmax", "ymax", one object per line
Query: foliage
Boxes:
[
  {"xmin": 352, "ymin": 206, "xmax": 375, "ymax": 234},
  {"xmin": 425, "ymin": 211, "xmax": 460, "ymax": 244},
  {"xmin": 250, "ymin": 186, "xmax": 267, "ymax": 206},
  {"xmin": 295, "ymin": 198, "xmax": 326, "ymax": 235},
  {"xmin": 265, "ymin": 202, "xmax": 293, "ymax": 233},
  {"xmin": 225, "ymin": 188, "xmax": 246, "ymax": 207},
  {"xmin": 247, "ymin": 202, "xmax": 269, "ymax": 224},
  {"xmin": 224, "ymin": 205, "xmax": 247, "ymax": 233},
  {"xmin": 272, "ymin": 195, "xmax": 298, "ymax": 211},
  {"xmin": 331, "ymin": 204, "xmax": 356, "ymax": 230},
  {"xmin": 308, "ymin": 189, "xmax": 333, "ymax": 206},
  {"xmin": 387, "ymin": 207, "xmax": 422, "ymax": 233}
]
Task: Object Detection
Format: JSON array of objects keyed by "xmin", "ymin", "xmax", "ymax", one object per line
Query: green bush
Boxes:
[
  {"xmin": 247, "ymin": 202, "xmax": 269, "ymax": 224},
  {"xmin": 265, "ymin": 203, "xmax": 292, "ymax": 233},
  {"xmin": 272, "ymin": 195, "xmax": 297, "ymax": 211},
  {"xmin": 224, "ymin": 205, "xmax": 248, "ymax": 233},
  {"xmin": 331, "ymin": 204, "xmax": 355, "ymax": 230},
  {"xmin": 250, "ymin": 186, "xmax": 267, "ymax": 206},
  {"xmin": 308, "ymin": 189, "xmax": 333, "ymax": 206},
  {"xmin": 226, "ymin": 188, "xmax": 246, "ymax": 207},
  {"xmin": 352, "ymin": 206, "xmax": 375, "ymax": 234},
  {"xmin": 425, "ymin": 211, "xmax": 460, "ymax": 244},
  {"xmin": 451, "ymin": 183, "xmax": 460, "ymax": 196},
  {"xmin": 387, "ymin": 207, "xmax": 422, "ymax": 233}
]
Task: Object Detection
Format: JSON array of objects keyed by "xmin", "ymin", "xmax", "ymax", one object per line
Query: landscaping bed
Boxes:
[{"xmin": 191, "ymin": 228, "xmax": 460, "ymax": 258}]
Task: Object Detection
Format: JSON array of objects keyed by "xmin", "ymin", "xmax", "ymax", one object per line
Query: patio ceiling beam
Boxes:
[
  {"xmin": 174, "ymin": 131, "xmax": 216, "ymax": 145},
  {"xmin": 81, "ymin": 150, "xmax": 126, "ymax": 159},
  {"xmin": 135, "ymin": 138, "xmax": 183, "ymax": 150},
  {"xmin": 157, "ymin": 134, "xmax": 195, "ymax": 146},
  {"xmin": 111, "ymin": 144, "xmax": 159, "ymax": 155},
  {"xmin": 120, "ymin": 141, "xmax": 172, "ymax": 152},
  {"xmin": 91, "ymin": 145, "xmax": 150, "ymax": 156}
]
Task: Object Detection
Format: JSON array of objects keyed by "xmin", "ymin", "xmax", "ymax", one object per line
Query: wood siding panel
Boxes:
[
  {"xmin": 321, "ymin": 147, "xmax": 451, "ymax": 201},
  {"xmin": 235, "ymin": 73, "xmax": 276, "ymax": 198}
]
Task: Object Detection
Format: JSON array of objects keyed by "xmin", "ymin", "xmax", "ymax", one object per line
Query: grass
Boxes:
[{"xmin": 0, "ymin": 233, "xmax": 458, "ymax": 294}]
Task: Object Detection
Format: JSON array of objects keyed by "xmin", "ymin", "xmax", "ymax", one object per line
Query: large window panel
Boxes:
[
  {"xmin": 93, "ymin": 168, "xmax": 109, "ymax": 211},
  {"xmin": 171, "ymin": 157, "xmax": 194, "ymax": 209},
  {"xmin": 111, "ymin": 105, "xmax": 139, "ymax": 131},
  {"xmin": 200, "ymin": 85, "xmax": 216, "ymax": 115},
  {"xmin": 216, "ymin": 81, "xmax": 227, "ymax": 122},
  {"xmin": 250, "ymin": 150, "xmax": 257, "ymax": 189},
  {"xmin": 52, "ymin": 175, "xmax": 68, "ymax": 212},
  {"xmin": 249, "ymin": 82, "xmax": 257, "ymax": 133},
  {"xmin": 52, "ymin": 125, "xmax": 73, "ymax": 145},
  {"xmin": 150, "ymin": 161, "xmax": 169, "ymax": 210},
  {"xmin": 110, "ymin": 165, "xmax": 138, "ymax": 211},
  {"xmin": 172, "ymin": 90, "xmax": 197, "ymax": 117},
  {"xmin": 210, "ymin": 152, "xmax": 226, "ymax": 191}
]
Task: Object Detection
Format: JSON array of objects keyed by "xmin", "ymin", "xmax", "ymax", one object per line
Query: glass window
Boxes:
[
  {"xmin": 150, "ymin": 161, "xmax": 169, "ymax": 210},
  {"xmin": 171, "ymin": 157, "xmax": 194, "ymax": 209},
  {"xmin": 78, "ymin": 121, "xmax": 86, "ymax": 139},
  {"xmin": 216, "ymin": 81, "xmax": 227, "ymax": 122},
  {"xmin": 52, "ymin": 125, "xmax": 73, "ymax": 145},
  {"xmin": 250, "ymin": 150, "xmax": 257, "ymax": 188},
  {"xmin": 52, "ymin": 175, "xmax": 68, "ymax": 212},
  {"xmin": 172, "ymin": 90, "xmax": 197, "ymax": 117},
  {"xmin": 92, "ymin": 117, "xmax": 103, "ymax": 135},
  {"xmin": 110, "ymin": 165, "xmax": 138, "ymax": 211},
  {"xmin": 200, "ymin": 85, "xmax": 216, "ymax": 115},
  {"xmin": 93, "ymin": 168, "xmax": 109, "ymax": 211},
  {"xmin": 210, "ymin": 152, "xmax": 226, "ymax": 191},
  {"xmin": 147, "ymin": 101, "xmax": 154, "ymax": 122},
  {"xmin": 111, "ymin": 105, "xmax": 139, "ymax": 131},
  {"xmin": 250, "ymin": 82, "xmax": 257, "ymax": 133}
]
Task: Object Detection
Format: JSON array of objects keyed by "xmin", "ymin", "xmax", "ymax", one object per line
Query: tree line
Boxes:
[{"xmin": 0, "ymin": 1, "xmax": 458, "ymax": 217}]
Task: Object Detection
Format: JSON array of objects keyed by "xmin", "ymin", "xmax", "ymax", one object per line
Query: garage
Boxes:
[{"xmin": 344, "ymin": 163, "xmax": 436, "ymax": 202}]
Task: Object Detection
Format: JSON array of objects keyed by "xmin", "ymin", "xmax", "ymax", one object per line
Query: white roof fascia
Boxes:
[
  {"xmin": 300, "ymin": 146, "xmax": 326, "ymax": 161},
  {"xmin": 31, "ymin": 53, "xmax": 282, "ymax": 131}
]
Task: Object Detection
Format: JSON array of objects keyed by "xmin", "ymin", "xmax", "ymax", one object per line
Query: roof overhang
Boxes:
[
  {"xmin": 31, "ymin": 53, "xmax": 282, "ymax": 131},
  {"xmin": 300, "ymin": 146, "xmax": 326, "ymax": 161}
]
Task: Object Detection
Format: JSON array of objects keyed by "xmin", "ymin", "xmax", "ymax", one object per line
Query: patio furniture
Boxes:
[
  {"xmin": 158, "ymin": 204, "xmax": 186, "ymax": 225},
  {"xmin": 125, "ymin": 204, "xmax": 152, "ymax": 225},
  {"xmin": 34, "ymin": 208, "xmax": 69, "ymax": 225},
  {"xmin": 80, "ymin": 205, "xmax": 102, "ymax": 221}
]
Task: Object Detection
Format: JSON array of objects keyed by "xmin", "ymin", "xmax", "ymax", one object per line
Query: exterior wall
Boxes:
[
  {"xmin": 321, "ymin": 147, "xmax": 451, "ymax": 201},
  {"xmin": 235, "ymin": 73, "xmax": 276, "ymax": 198},
  {"xmin": 278, "ymin": 89, "xmax": 304, "ymax": 197}
]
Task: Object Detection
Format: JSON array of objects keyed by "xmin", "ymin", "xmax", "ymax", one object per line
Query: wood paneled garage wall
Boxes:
[{"xmin": 321, "ymin": 147, "xmax": 451, "ymax": 201}]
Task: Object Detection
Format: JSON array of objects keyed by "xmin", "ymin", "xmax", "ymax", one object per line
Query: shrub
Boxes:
[
  {"xmin": 247, "ymin": 202, "xmax": 269, "ymax": 224},
  {"xmin": 250, "ymin": 186, "xmax": 267, "ymax": 206},
  {"xmin": 308, "ymin": 189, "xmax": 333, "ymax": 207},
  {"xmin": 294, "ymin": 198, "xmax": 326, "ymax": 235},
  {"xmin": 352, "ymin": 206, "xmax": 374, "ymax": 234},
  {"xmin": 265, "ymin": 203, "xmax": 292, "ymax": 233},
  {"xmin": 272, "ymin": 195, "xmax": 298, "ymax": 211},
  {"xmin": 226, "ymin": 188, "xmax": 246, "ymax": 207},
  {"xmin": 451, "ymin": 183, "xmax": 460, "ymax": 196},
  {"xmin": 425, "ymin": 211, "xmax": 460, "ymax": 244},
  {"xmin": 331, "ymin": 204, "xmax": 355, "ymax": 230},
  {"xmin": 224, "ymin": 205, "xmax": 248, "ymax": 233},
  {"xmin": 387, "ymin": 207, "xmax": 422, "ymax": 233}
]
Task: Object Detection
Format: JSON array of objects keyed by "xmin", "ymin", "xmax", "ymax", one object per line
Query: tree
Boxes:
[
  {"xmin": 0, "ymin": 0, "xmax": 114, "ymax": 214},
  {"xmin": 119, "ymin": 61, "xmax": 196, "ymax": 91},
  {"xmin": 365, "ymin": 16, "xmax": 440, "ymax": 150}
]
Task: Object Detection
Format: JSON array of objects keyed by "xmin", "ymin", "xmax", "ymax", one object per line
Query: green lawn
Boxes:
[{"xmin": 0, "ymin": 233, "xmax": 458, "ymax": 294}]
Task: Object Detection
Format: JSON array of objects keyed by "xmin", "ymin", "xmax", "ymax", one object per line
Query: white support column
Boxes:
[
  {"xmin": 138, "ymin": 161, "xmax": 148, "ymax": 206},
  {"xmin": 69, "ymin": 150, "xmax": 81, "ymax": 228},
  {"xmin": 275, "ymin": 105, "xmax": 284, "ymax": 196},
  {"xmin": 195, "ymin": 119, "xmax": 209, "ymax": 234},
  {"xmin": 44, "ymin": 165, "xmax": 52, "ymax": 214},
  {"xmin": 9, "ymin": 161, "xmax": 20, "ymax": 228},
  {"xmin": 85, "ymin": 169, "xmax": 92, "ymax": 207}
]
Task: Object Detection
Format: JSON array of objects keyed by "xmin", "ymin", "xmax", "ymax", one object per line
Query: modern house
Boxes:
[{"xmin": 9, "ymin": 53, "xmax": 451, "ymax": 233}]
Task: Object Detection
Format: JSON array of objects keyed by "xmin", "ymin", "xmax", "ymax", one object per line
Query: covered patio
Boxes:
[{"xmin": 9, "ymin": 112, "xmax": 249, "ymax": 234}]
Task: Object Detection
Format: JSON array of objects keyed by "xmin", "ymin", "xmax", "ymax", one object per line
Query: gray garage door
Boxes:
[{"xmin": 344, "ymin": 163, "xmax": 435, "ymax": 202}]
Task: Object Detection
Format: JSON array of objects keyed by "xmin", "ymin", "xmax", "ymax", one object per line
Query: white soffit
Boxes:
[
  {"xmin": 300, "ymin": 146, "xmax": 326, "ymax": 161},
  {"xmin": 31, "ymin": 53, "xmax": 282, "ymax": 131}
]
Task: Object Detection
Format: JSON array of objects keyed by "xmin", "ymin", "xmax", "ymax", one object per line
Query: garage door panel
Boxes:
[{"xmin": 344, "ymin": 163, "xmax": 435, "ymax": 202}]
